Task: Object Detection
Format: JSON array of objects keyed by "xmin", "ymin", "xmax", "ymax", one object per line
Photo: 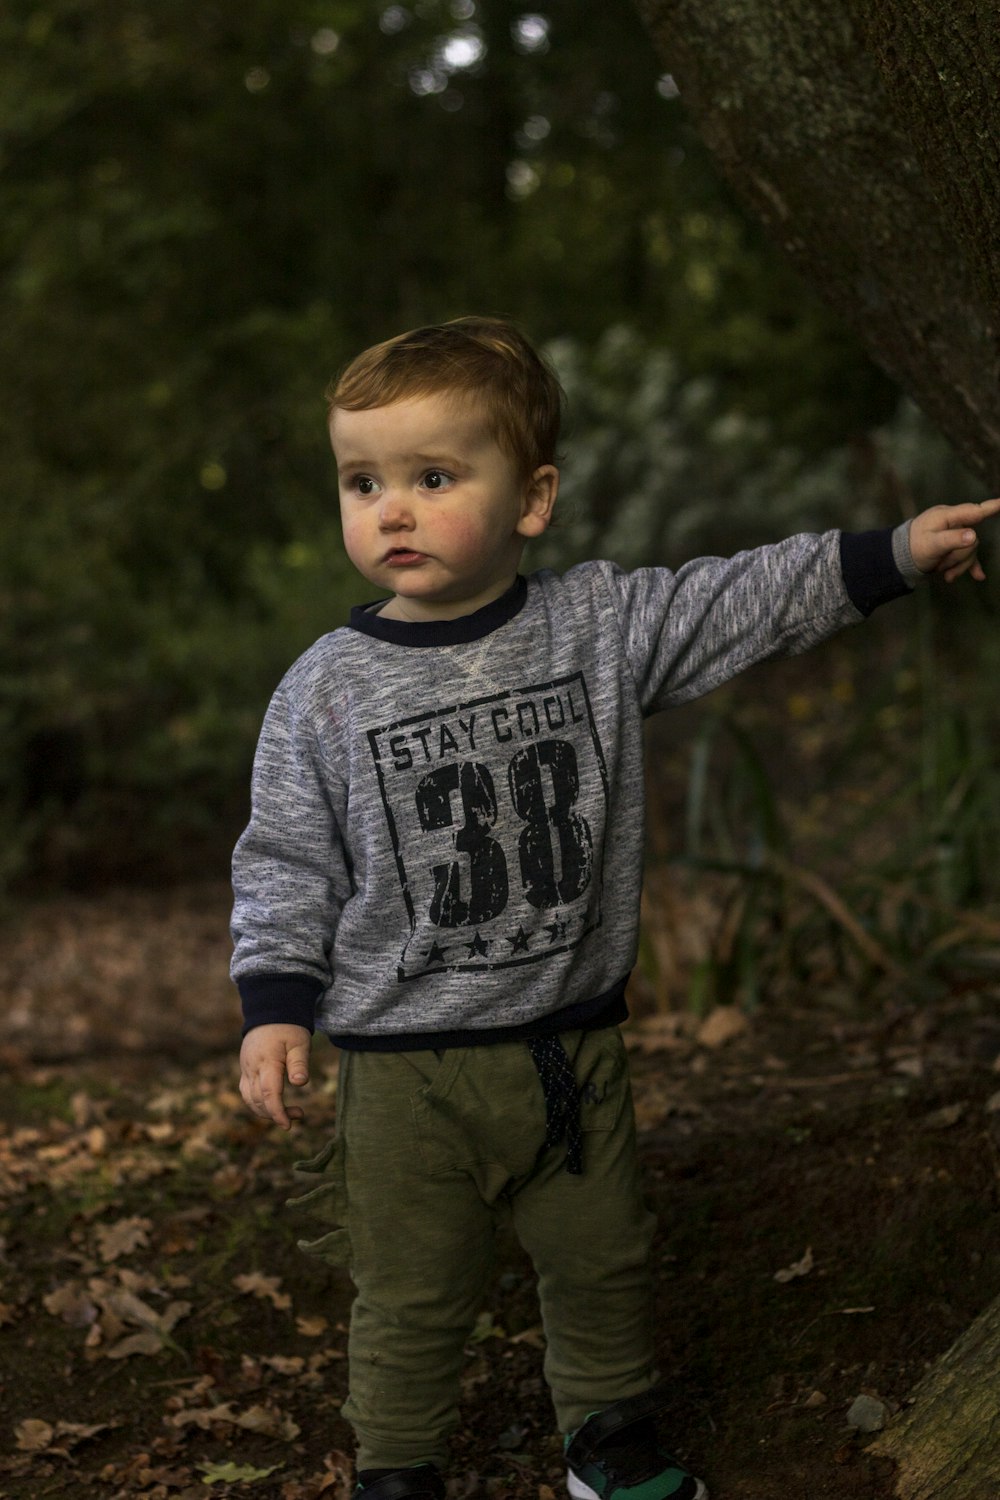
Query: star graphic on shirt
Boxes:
[
  {"xmin": 422, "ymin": 941, "xmax": 448, "ymax": 966},
  {"xmin": 545, "ymin": 918, "xmax": 568, "ymax": 945},
  {"xmin": 507, "ymin": 926, "xmax": 531, "ymax": 954},
  {"xmin": 465, "ymin": 931, "xmax": 489, "ymax": 958}
]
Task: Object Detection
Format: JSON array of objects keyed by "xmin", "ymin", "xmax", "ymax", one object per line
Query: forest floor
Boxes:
[{"xmin": 1, "ymin": 882, "xmax": 999, "ymax": 1500}]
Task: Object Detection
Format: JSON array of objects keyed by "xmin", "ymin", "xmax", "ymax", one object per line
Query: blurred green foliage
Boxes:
[
  {"xmin": 663, "ymin": 586, "xmax": 1000, "ymax": 1010},
  {"xmin": 0, "ymin": 0, "xmax": 984, "ymax": 890}
]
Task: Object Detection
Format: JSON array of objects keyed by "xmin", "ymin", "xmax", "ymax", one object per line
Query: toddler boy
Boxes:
[{"xmin": 233, "ymin": 316, "xmax": 998, "ymax": 1500}]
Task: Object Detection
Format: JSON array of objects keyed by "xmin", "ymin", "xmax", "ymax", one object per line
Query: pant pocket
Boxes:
[
  {"xmin": 411, "ymin": 1045, "xmax": 546, "ymax": 1177},
  {"xmin": 576, "ymin": 1028, "xmax": 630, "ymax": 1134},
  {"xmin": 286, "ymin": 1131, "xmax": 351, "ymax": 1267}
]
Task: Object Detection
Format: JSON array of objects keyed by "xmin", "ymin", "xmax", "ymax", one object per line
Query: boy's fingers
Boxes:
[
  {"xmin": 258, "ymin": 1062, "xmax": 290, "ymax": 1129},
  {"xmin": 287, "ymin": 1041, "xmax": 311, "ymax": 1086},
  {"xmin": 944, "ymin": 529, "xmax": 976, "ymax": 546},
  {"xmin": 935, "ymin": 498, "xmax": 1000, "ymax": 529},
  {"xmin": 942, "ymin": 553, "xmax": 985, "ymax": 582}
]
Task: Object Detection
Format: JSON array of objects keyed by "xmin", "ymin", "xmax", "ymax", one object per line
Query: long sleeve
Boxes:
[
  {"xmin": 594, "ymin": 527, "xmax": 911, "ymax": 715},
  {"xmin": 230, "ymin": 680, "xmax": 352, "ymax": 1033}
]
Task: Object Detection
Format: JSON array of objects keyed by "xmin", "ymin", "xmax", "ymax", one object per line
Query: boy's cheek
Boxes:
[
  {"xmin": 339, "ymin": 518, "xmax": 369, "ymax": 569},
  {"xmin": 436, "ymin": 515, "xmax": 476, "ymax": 555}
]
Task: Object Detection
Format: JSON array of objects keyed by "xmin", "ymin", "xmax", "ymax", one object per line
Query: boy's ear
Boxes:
[{"xmin": 517, "ymin": 464, "xmax": 559, "ymax": 538}]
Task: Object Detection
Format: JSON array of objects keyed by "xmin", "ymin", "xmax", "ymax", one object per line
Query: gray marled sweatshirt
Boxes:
[{"xmin": 231, "ymin": 527, "xmax": 915, "ymax": 1048}]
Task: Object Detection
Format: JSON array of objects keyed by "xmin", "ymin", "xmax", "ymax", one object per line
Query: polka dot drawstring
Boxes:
[{"xmin": 526, "ymin": 1034, "xmax": 584, "ymax": 1174}]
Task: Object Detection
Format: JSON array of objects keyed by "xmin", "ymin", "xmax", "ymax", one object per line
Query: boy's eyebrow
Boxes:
[
  {"xmin": 411, "ymin": 449, "xmax": 471, "ymax": 470},
  {"xmin": 336, "ymin": 449, "xmax": 472, "ymax": 475}
]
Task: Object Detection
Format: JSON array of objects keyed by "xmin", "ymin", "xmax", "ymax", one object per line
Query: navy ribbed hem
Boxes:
[
  {"xmin": 839, "ymin": 528, "xmax": 912, "ymax": 617},
  {"xmin": 329, "ymin": 976, "xmax": 629, "ymax": 1051},
  {"xmin": 239, "ymin": 973, "xmax": 323, "ymax": 1036}
]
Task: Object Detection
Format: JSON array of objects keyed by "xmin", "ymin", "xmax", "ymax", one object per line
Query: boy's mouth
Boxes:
[{"xmin": 384, "ymin": 547, "xmax": 427, "ymax": 566}]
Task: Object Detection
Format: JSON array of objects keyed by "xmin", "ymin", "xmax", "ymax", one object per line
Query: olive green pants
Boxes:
[{"xmin": 291, "ymin": 1028, "xmax": 657, "ymax": 1473}]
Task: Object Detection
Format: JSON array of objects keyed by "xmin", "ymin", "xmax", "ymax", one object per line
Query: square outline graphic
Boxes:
[{"xmin": 365, "ymin": 672, "xmax": 610, "ymax": 982}]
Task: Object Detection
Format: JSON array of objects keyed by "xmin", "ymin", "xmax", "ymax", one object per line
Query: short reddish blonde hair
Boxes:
[{"xmin": 327, "ymin": 316, "xmax": 563, "ymax": 479}]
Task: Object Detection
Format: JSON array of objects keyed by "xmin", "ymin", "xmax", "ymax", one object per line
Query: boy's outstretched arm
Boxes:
[
  {"xmin": 240, "ymin": 1022, "xmax": 312, "ymax": 1130},
  {"xmin": 909, "ymin": 498, "xmax": 1000, "ymax": 583}
]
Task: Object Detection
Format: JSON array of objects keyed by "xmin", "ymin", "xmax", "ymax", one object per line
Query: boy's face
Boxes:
[{"xmin": 330, "ymin": 391, "xmax": 558, "ymax": 622}]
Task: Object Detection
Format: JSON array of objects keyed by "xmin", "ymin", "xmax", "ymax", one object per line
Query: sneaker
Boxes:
[
  {"xmin": 565, "ymin": 1388, "xmax": 708, "ymax": 1500},
  {"xmin": 354, "ymin": 1464, "xmax": 446, "ymax": 1499}
]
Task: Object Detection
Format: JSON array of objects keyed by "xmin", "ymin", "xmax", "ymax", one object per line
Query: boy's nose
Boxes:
[{"xmin": 378, "ymin": 493, "xmax": 414, "ymax": 530}]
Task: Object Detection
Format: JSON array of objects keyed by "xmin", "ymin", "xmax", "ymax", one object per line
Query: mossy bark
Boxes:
[
  {"xmin": 634, "ymin": 0, "xmax": 1000, "ymax": 487},
  {"xmin": 867, "ymin": 1293, "xmax": 1000, "ymax": 1499},
  {"xmin": 858, "ymin": 2, "xmax": 1000, "ymax": 317},
  {"xmin": 632, "ymin": 7, "xmax": 1000, "ymax": 1489}
]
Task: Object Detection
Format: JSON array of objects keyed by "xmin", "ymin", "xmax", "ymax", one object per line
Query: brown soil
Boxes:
[{"xmin": 1, "ymin": 884, "xmax": 999, "ymax": 1499}]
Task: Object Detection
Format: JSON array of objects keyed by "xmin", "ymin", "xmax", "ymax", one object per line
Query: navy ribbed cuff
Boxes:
[
  {"xmin": 839, "ymin": 527, "xmax": 913, "ymax": 617},
  {"xmin": 239, "ymin": 973, "xmax": 323, "ymax": 1036}
]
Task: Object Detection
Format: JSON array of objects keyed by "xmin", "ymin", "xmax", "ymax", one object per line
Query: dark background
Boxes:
[{"xmin": 0, "ymin": 0, "xmax": 991, "ymax": 923}]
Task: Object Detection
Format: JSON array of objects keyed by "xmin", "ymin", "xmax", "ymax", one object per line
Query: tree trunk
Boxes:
[
  {"xmin": 867, "ymin": 1292, "xmax": 1000, "ymax": 1498},
  {"xmin": 634, "ymin": 0, "xmax": 1000, "ymax": 487},
  {"xmin": 633, "ymin": 6, "xmax": 1000, "ymax": 1493}
]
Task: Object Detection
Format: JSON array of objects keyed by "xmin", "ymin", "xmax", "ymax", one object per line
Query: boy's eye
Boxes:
[
  {"xmin": 355, "ymin": 476, "xmax": 379, "ymax": 496},
  {"xmin": 422, "ymin": 469, "xmax": 452, "ymax": 491}
]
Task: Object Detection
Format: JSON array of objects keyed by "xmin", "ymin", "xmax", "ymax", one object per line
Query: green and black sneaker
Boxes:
[
  {"xmin": 565, "ymin": 1388, "xmax": 707, "ymax": 1500},
  {"xmin": 354, "ymin": 1464, "xmax": 445, "ymax": 1499}
]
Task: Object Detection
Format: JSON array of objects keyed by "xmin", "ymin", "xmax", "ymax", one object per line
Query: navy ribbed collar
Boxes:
[{"xmin": 347, "ymin": 575, "xmax": 528, "ymax": 646}]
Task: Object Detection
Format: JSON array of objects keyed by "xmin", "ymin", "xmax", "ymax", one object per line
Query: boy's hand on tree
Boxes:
[
  {"xmin": 240, "ymin": 1023, "xmax": 312, "ymax": 1130},
  {"xmin": 909, "ymin": 497, "xmax": 1000, "ymax": 582}
]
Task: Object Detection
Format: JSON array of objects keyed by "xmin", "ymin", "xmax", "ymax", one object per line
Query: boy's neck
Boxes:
[{"xmin": 376, "ymin": 572, "xmax": 520, "ymax": 624}]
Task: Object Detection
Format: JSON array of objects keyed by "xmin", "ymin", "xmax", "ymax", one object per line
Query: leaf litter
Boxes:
[{"xmin": 1, "ymin": 882, "xmax": 1000, "ymax": 1498}]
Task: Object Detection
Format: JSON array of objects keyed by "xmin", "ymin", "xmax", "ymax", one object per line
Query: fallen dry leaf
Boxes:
[
  {"xmin": 85, "ymin": 1281, "xmax": 192, "ymax": 1359},
  {"xmin": 118, "ymin": 1266, "xmax": 161, "ymax": 1294},
  {"xmin": 15, "ymin": 1418, "xmax": 54, "ymax": 1452},
  {"xmin": 234, "ymin": 1271, "xmax": 292, "ymax": 1310},
  {"xmin": 237, "ymin": 1403, "xmax": 302, "ymax": 1440},
  {"xmin": 167, "ymin": 1400, "xmax": 239, "ymax": 1432},
  {"xmin": 625, "ymin": 1013, "xmax": 695, "ymax": 1055},
  {"xmin": 697, "ymin": 1006, "xmax": 749, "ymax": 1049},
  {"xmin": 95, "ymin": 1215, "xmax": 153, "ymax": 1262},
  {"xmin": 308, "ymin": 1348, "xmax": 346, "ymax": 1372},
  {"xmin": 261, "ymin": 1354, "xmax": 307, "ymax": 1375},
  {"xmin": 15, "ymin": 1418, "xmax": 110, "ymax": 1454},
  {"xmin": 774, "ymin": 1246, "xmax": 814, "ymax": 1283},
  {"xmin": 103, "ymin": 1326, "xmax": 172, "ymax": 1359},
  {"xmin": 43, "ymin": 1282, "xmax": 99, "ymax": 1327},
  {"xmin": 211, "ymin": 1162, "xmax": 248, "ymax": 1196},
  {"xmin": 198, "ymin": 1459, "xmax": 282, "ymax": 1484},
  {"xmin": 167, "ymin": 1400, "xmax": 301, "ymax": 1441},
  {"xmin": 297, "ymin": 1314, "xmax": 329, "ymax": 1337},
  {"xmin": 893, "ymin": 1055, "xmax": 924, "ymax": 1079},
  {"xmin": 923, "ymin": 1102, "xmax": 966, "ymax": 1130},
  {"xmin": 280, "ymin": 1449, "xmax": 352, "ymax": 1499}
]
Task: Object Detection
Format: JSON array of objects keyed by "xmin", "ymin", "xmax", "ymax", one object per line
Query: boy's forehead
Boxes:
[{"xmin": 330, "ymin": 390, "xmax": 493, "ymax": 456}]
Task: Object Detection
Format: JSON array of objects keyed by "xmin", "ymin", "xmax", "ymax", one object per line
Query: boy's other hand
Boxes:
[
  {"xmin": 909, "ymin": 497, "xmax": 1000, "ymax": 583},
  {"xmin": 239, "ymin": 1023, "xmax": 312, "ymax": 1130}
]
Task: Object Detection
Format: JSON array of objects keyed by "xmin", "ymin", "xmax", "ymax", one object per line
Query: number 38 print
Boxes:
[{"xmin": 367, "ymin": 673, "xmax": 610, "ymax": 982}]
